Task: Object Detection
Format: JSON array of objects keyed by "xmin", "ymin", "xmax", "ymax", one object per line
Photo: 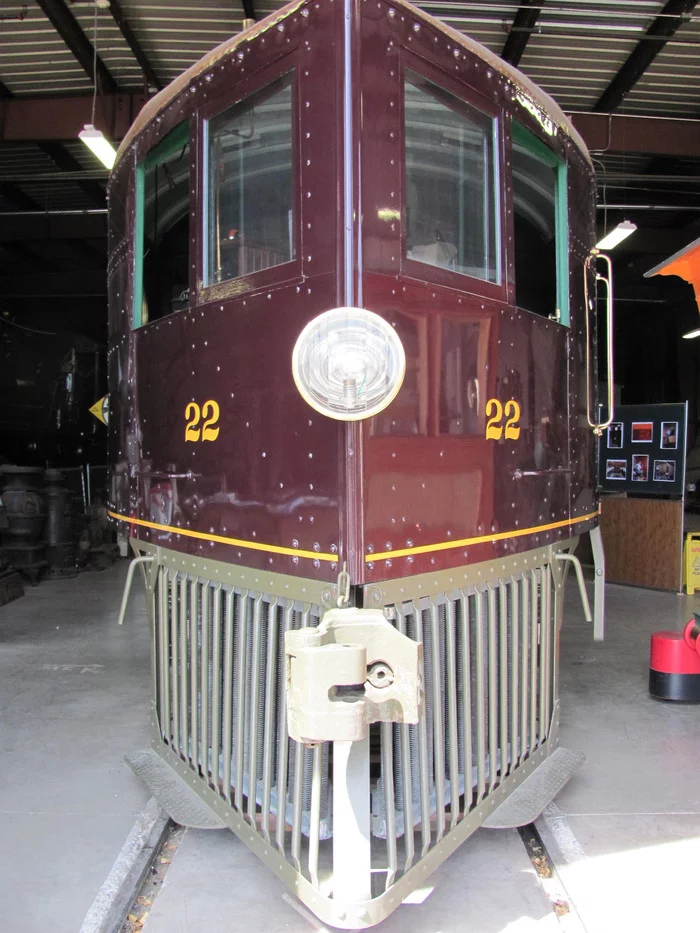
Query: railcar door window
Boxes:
[
  {"xmin": 133, "ymin": 122, "xmax": 191, "ymax": 328},
  {"xmin": 404, "ymin": 70, "xmax": 499, "ymax": 285},
  {"xmin": 204, "ymin": 74, "xmax": 294, "ymax": 286},
  {"xmin": 511, "ymin": 122, "xmax": 568, "ymax": 324}
]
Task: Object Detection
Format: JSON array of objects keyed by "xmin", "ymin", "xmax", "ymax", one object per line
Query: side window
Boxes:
[
  {"xmin": 511, "ymin": 122, "xmax": 568, "ymax": 324},
  {"xmin": 134, "ymin": 122, "xmax": 190, "ymax": 328},
  {"xmin": 204, "ymin": 74, "xmax": 294, "ymax": 287},
  {"xmin": 404, "ymin": 70, "xmax": 499, "ymax": 285}
]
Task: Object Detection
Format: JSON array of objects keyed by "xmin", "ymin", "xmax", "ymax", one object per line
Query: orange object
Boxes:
[{"xmin": 645, "ymin": 236, "xmax": 700, "ymax": 311}]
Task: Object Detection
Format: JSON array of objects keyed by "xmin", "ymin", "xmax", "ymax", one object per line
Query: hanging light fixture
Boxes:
[
  {"xmin": 79, "ymin": 124, "xmax": 116, "ymax": 169},
  {"xmin": 79, "ymin": 3, "xmax": 117, "ymax": 170},
  {"xmin": 595, "ymin": 220, "xmax": 637, "ymax": 251}
]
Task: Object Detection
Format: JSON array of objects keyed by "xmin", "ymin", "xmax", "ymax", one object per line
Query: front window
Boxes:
[
  {"xmin": 404, "ymin": 70, "xmax": 499, "ymax": 284},
  {"xmin": 134, "ymin": 122, "xmax": 191, "ymax": 328},
  {"xmin": 512, "ymin": 122, "xmax": 568, "ymax": 323},
  {"xmin": 205, "ymin": 74, "xmax": 294, "ymax": 286}
]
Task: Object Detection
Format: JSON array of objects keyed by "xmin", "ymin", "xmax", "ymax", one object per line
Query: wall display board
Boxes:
[{"xmin": 598, "ymin": 403, "xmax": 687, "ymax": 498}]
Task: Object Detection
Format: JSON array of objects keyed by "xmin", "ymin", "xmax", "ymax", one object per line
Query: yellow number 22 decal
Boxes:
[
  {"xmin": 485, "ymin": 398, "xmax": 521, "ymax": 441},
  {"xmin": 485, "ymin": 398, "xmax": 503, "ymax": 440},
  {"xmin": 184, "ymin": 399, "xmax": 220, "ymax": 443}
]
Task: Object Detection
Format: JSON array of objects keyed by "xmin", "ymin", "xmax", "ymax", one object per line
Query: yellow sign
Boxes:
[{"xmin": 89, "ymin": 395, "xmax": 109, "ymax": 426}]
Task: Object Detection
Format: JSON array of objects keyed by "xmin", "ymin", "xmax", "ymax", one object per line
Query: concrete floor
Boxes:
[
  {"xmin": 2, "ymin": 561, "xmax": 700, "ymax": 932},
  {"xmin": 0, "ymin": 563, "xmax": 151, "ymax": 933}
]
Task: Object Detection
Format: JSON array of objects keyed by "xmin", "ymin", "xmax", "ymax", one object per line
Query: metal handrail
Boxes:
[
  {"xmin": 584, "ymin": 249, "xmax": 615, "ymax": 435},
  {"xmin": 117, "ymin": 555, "xmax": 154, "ymax": 626}
]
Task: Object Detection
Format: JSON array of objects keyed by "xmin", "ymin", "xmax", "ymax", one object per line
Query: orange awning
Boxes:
[{"xmin": 645, "ymin": 237, "xmax": 700, "ymax": 311}]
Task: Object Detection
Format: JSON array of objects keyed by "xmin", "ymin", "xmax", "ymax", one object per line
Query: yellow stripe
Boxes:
[
  {"xmin": 109, "ymin": 507, "xmax": 599, "ymax": 567},
  {"xmin": 107, "ymin": 510, "xmax": 337, "ymax": 562},
  {"xmin": 366, "ymin": 510, "xmax": 601, "ymax": 561}
]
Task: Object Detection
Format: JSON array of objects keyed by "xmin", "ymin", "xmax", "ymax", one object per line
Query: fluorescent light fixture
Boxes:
[
  {"xmin": 595, "ymin": 220, "xmax": 637, "ymax": 251},
  {"xmin": 79, "ymin": 124, "xmax": 116, "ymax": 170},
  {"xmin": 682, "ymin": 327, "xmax": 700, "ymax": 340}
]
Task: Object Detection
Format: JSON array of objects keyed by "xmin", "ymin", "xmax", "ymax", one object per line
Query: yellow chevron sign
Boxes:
[{"xmin": 89, "ymin": 395, "xmax": 109, "ymax": 426}]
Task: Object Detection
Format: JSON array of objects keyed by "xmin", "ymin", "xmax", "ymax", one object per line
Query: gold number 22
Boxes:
[
  {"xmin": 485, "ymin": 398, "xmax": 521, "ymax": 441},
  {"xmin": 184, "ymin": 400, "xmax": 220, "ymax": 443}
]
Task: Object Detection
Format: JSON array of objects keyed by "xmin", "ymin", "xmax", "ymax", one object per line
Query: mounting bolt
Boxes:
[{"xmin": 367, "ymin": 661, "xmax": 394, "ymax": 689}]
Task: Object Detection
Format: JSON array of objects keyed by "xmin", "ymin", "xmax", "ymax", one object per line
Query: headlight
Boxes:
[{"xmin": 292, "ymin": 307, "xmax": 406, "ymax": 421}]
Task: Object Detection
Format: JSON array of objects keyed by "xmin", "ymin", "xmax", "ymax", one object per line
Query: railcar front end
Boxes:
[{"xmin": 108, "ymin": 0, "xmax": 608, "ymax": 925}]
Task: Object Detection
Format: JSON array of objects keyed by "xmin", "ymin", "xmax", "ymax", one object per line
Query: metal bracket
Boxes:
[
  {"xmin": 555, "ymin": 552, "xmax": 592, "ymax": 624},
  {"xmin": 285, "ymin": 607, "xmax": 423, "ymax": 745},
  {"xmin": 589, "ymin": 525, "xmax": 605, "ymax": 641},
  {"xmin": 117, "ymin": 554, "xmax": 154, "ymax": 626}
]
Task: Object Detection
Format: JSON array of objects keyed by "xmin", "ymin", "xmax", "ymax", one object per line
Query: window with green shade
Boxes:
[
  {"xmin": 133, "ymin": 122, "xmax": 190, "ymax": 328},
  {"xmin": 204, "ymin": 74, "xmax": 294, "ymax": 287},
  {"xmin": 404, "ymin": 70, "xmax": 500, "ymax": 285},
  {"xmin": 511, "ymin": 122, "xmax": 568, "ymax": 325}
]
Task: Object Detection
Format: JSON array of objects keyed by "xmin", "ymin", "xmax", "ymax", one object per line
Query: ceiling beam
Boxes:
[
  {"xmin": 0, "ymin": 213, "xmax": 107, "ymax": 243},
  {"xmin": 0, "ymin": 183, "xmax": 42, "ymax": 212},
  {"xmin": 0, "ymin": 92, "xmax": 149, "ymax": 143},
  {"xmin": 593, "ymin": 0, "xmax": 698, "ymax": 114},
  {"xmin": 0, "ymin": 268, "xmax": 106, "ymax": 297},
  {"xmin": 36, "ymin": 142, "xmax": 105, "ymax": 208},
  {"xmin": 0, "ymin": 242, "xmax": 53, "ymax": 267},
  {"xmin": 569, "ymin": 112, "xmax": 700, "ymax": 158},
  {"xmin": 34, "ymin": 0, "xmax": 119, "ymax": 94},
  {"xmin": 241, "ymin": 0, "xmax": 257, "ymax": 21},
  {"xmin": 501, "ymin": 0, "xmax": 546, "ymax": 67},
  {"xmin": 5, "ymin": 93, "xmax": 699, "ymax": 160},
  {"xmin": 65, "ymin": 239, "xmax": 106, "ymax": 268},
  {"xmin": 108, "ymin": 0, "xmax": 162, "ymax": 91}
]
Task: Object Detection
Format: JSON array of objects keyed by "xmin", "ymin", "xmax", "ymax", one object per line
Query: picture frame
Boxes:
[
  {"xmin": 653, "ymin": 460, "xmax": 676, "ymax": 483},
  {"xmin": 631, "ymin": 454, "xmax": 649, "ymax": 482},
  {"xmin": 607, "ymin": 422, "xmax": 623, "ymax": 449},
  {"xmin": 631, "ymin": 422, "xmax": 653, "ymax": 443},
  {"xmin": 605, "ymin": 459, "xmax": 627, "ymax": 481},
  {"xmin": 660, "ymin": 422, "xmax": 678, "ymax": 450}
]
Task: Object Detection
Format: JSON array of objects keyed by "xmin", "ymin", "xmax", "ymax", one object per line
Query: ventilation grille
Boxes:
[
  {"xmin": 373, "ymin": 566, "xmax": 555, "ymax": 886},
  {"xmin": 150, "ymin": 562, "xmax": 556, "ymax": 891}
]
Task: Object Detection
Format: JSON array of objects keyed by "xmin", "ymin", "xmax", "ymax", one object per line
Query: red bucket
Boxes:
[{"xmin": 649, "ymin": 625, "xmax": 700, "ymax": 702}]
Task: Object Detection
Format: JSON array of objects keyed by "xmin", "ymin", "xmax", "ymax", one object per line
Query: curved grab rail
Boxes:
[
  {"xmin": 117, "ymin": 554, "xmax": 154, "ymax": 626},
  {"xmin": 584, "ymin": 250, "xmax": 615, "ymax": 435}
]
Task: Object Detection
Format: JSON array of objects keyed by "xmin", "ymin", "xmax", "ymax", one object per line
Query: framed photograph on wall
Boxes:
[
  {"xmin": 661, "ymin": 422, "xmax": 678, "ymax": 450},
  {"xmin": 631, "ymin": 422, "xmax": 653, "ymax": 443},
  {"xmin": 653, "ymin": 460, "xmax": 676, "ymax": 482},
  {"xmin": 607, "ymin": 422, "xmax": 624, "ymax": 448},
  {"xmin": 606, "ymin": 459, "xmax": 627, "ymax": 481},
  {"xmin": 632, "ymin": 455, "xmax": 649, "ymax": 482}
]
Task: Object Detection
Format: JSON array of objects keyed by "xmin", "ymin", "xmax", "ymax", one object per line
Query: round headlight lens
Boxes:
[{"xmin": 292, "ymin": 307, "xmax": 406, "ymax": 421}]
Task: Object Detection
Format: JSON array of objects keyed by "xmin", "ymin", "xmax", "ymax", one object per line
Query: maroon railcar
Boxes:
[{"xmin": 109, "ymin": 0, "xmax": 606, "ymax": 925}]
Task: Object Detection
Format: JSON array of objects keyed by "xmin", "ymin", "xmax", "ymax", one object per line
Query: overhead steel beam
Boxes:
[
  {"xmin": 0, "ymin": 241, "xmax": 53, "ymax": 268},
  {"xmin": 593, "ymin": 0, "xmax": 698, "ymax": 114},
  {"xmin": 0, "ymin": 92, "xmax": 149, "ymax": 142},
  {"xmin": 5, "ymin": 94, "xmax": 699, "ymax": 159},
  {"xmin": 0, "ymin": 183, "xmax": 42, "ymax": 212},
  {"xmin": 241, "ymin": 0, "xmax": 257, "ymax": 21},
  {"xmin": 65, "ymin": 239, "xmax": 106, "ymax": 268},
  {"xmin": 0, "ymin": 268, "xmax": 107, "ymax": 297},
  {"xmin": 501, "ymin": 0, "xmax": 546, "ymax": 67},
  {"xmin": 34, "ymin": 0, "xmax": 119, "ymax": 94},
  {"xmin": 569, "ymin": 112, "xmax": 700, "ymax": 158},
  {"xmin": 37, "ymin": 142, "xmax": 105, "ymax": 208},
  {"xmin": 108, "ymin": 0, "xmax": 163, "ymax": 91},
  {"xmin": 0, "ymin": 212, "xmax": 107, "ymax": 243}
]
